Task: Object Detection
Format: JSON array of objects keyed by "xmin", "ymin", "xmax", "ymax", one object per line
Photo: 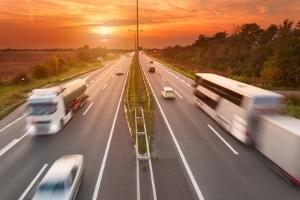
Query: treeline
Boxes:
[
  {"xmin": 156, "ymin": 19, "xmax": 300, "ymax": 88},
  {"xmin": 12, "ymin": 45, "xmax": 107, "ymax": 84}
]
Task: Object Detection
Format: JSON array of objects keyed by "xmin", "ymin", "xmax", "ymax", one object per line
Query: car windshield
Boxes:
[{"xmin": 38, "ymin": 181, "xmax": 65, "ymax": 192}]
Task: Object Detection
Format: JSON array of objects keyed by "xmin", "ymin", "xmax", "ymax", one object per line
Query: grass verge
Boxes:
[{"xmin": 125, "ymin": 54, "xmax": 155, "ymax": 154}]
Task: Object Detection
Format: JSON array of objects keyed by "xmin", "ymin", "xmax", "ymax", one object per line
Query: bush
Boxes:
[
  {"xmin": 32, "ymin": 63, "xmax": 50, "ymax": 78},
  {"xmin": 12, "ymin": 71, "xmax": 31, "ymax": 84}
]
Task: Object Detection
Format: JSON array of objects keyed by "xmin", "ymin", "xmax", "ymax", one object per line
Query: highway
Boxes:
[
  {"xmin": 0, "ymin": 52, "xmax": 300, "ymax": 200},
  {"xmin": 139, "ymin": 53, "xmax": 300, "ymax": 200},
  {"xmin": 0, "ymin": 55, "xmax": 135, "ymax": 200}
]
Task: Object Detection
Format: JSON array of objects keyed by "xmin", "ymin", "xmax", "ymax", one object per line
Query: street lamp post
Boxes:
[{"xmin": 128, "ymin": 29, "xmax": 143, "ymax": 51}]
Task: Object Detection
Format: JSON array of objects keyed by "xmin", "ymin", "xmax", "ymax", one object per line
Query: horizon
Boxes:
[{"xmin": 1, "ymin": 0, "xmax": 299, "ymax": 49}]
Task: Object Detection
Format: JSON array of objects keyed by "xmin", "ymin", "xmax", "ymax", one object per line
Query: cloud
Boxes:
[
  {"xmin": 208, "ymin": 8, "xmax": 221, "ymax": 15},
  {"xmin": 258, "ymin": 6, "xmax": 268, "ymax": 14},
  {"xmin": 0, "ymin": 0, "xmax": 299, "ymax": 49}
]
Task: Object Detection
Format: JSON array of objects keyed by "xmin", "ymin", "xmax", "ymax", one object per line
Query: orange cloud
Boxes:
[{"xmin": 0, "ymin": 0, "xmax": 299, "ymax": 49}]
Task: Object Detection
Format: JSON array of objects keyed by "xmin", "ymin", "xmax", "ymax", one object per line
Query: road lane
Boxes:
[
  {"xmin": 0, "ymin": 55, "xmax": 138, "ymax": 200},
  {"xmin": 140, "ymin": 53, "xmax": 300, "ymax": 199}
]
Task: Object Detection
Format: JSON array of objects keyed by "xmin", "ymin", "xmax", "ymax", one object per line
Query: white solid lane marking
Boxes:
[
  {"xmin": 92, "ymin": 69, "xmax": 128, "ymax": 200},
  {"xmin": 0, "ymin": 114, "xmax": 27, "ymax": 132},
  {"xmin": 19, "ymin": 164, "xmax": 48, "ymax": 200},
  {"xmin": 156, "ymin": 99, "xmax": 205, "ymax": 200},
  {"xmin": 0, "ymin": 132, "xmax": 28, "ymax": 156},
  {"xmin": 207, "ymin": 125, "xmax": 239, "ymax": 155},
  {"xmin": 143, "ymin": 68, "xmax": 205, "ymax": 200},
  {"xmin": 0, "ymin": 139, "xmax": 18, "ymax": 156}
]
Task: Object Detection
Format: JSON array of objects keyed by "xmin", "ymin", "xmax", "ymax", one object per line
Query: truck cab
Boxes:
[
  {"xmin": 26, "ymin": 79, "xmax": 87, "ymax": 135},
  {"xmin": 26, "ymin": 88, "xmax": 67, "ymax": 135}
]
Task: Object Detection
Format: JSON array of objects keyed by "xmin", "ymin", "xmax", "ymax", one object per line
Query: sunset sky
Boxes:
[{"xmin": 0, "ymin": 0, "xmax": 299, "ymax": 49}]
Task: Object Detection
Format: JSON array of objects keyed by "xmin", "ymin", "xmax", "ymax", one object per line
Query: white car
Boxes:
[
  {"xmin": 116, "ymin": 69, "xmax": 123, "ymax": 75},
  {"xmin": 161, "ymin": 87, "xmax": 176, "ymax": 99},
  {"xmin": 32, "ymin": 154, "xmax": 84, "ymax": 200}
]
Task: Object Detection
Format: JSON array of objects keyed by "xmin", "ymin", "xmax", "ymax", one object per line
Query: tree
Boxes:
[
  {"xmin": 32, "ymin": 63, "xmax": 50, "ymax": 79},
  {"xmin": 277, "ymin": 19, "xmax": 293, "ymax": 40},
  {"xmin": 258, "ymin": 24, "xmax": 278, "ymax": 45},
  {"xmin": 240, "ymin": 23, "xmax": 263, "ymax": 50},
  {"xmin": 77, "ymin": 45, "xmax": 94, "ymax": 62},
  {"xmin": 45, "ymin": 55, "xmax": 60, "ymax": 75},
  {"xmin": 260, "ymin": 65, "xmax": 281, "ymax": 87}
]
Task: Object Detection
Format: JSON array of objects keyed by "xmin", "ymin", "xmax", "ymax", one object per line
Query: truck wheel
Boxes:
[{"xmin": 80, "ymin": 98, "xmax": 86, "ymax": 108}]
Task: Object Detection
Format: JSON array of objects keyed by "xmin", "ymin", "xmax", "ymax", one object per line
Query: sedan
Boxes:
[
  {"xmin": 161, "ymin": 87, "xmax": 176, "ymax": 99},
  {"xmin": 32, "ymin": 154, "xmax": 84, "ymax": 200},
  {"xmin": 116, "ymin": 69, "xmax": 123, "ymax": 75}
]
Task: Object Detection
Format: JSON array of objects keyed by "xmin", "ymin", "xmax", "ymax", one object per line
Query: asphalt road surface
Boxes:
[{"xmin": 0, "ymin": 52, "xmax": 300, "ymax": 200}]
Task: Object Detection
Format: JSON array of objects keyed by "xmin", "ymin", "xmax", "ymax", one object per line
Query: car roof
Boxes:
[
  {"xmin": 163, "ymin": 87, "xmax": 173, "ymax": 91},
  {"xmin": 41, "ymin": 154, "xmax": 83, "ymax": 183}
]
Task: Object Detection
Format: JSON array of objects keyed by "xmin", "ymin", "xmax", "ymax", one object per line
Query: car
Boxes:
[
  {"xmin": 32, "ymin": 154, "xmax": 84, "ymax": 200},
  {"xmin": 116, "ymin": 69, "xmax": 123, "ymax": 75},
  {"xmin": 148, "ymin": 66, "xmax": 155, "ymax": 73},
  {"xmin": 149, "ymin": 60, "xmax": 153, "ymax": 64},
  {"xmin": 161, "ymin": 87, "xmax": 176, "ymax": 99}
]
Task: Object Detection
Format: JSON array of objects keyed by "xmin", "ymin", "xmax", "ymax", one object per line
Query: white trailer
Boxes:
[{"xmin": 256, "ymin": 114, "xmax": 300, "ymax": 185}]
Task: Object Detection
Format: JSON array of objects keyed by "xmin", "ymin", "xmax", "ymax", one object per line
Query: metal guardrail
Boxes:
[{"xmin": 135, "ymin": 107, "xmax": 157, "ymax": 200}]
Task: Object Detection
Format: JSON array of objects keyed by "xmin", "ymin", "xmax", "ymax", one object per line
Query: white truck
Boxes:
[
  {"xmin": 256, "ymin": 114, "xmax": 300, "ymax": 185},
  {"xmin": 26, "ymin": 79, "xmax": 88, "ymax": 135}
]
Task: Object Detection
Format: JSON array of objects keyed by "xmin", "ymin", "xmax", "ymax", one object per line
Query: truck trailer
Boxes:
[
  {"xmin": 26, "ymin": 79, "xmax": 88, "ymax": 135},
  {"xmin": 256, "ymin": 114, "xmax": 300, "ymax": 185}
]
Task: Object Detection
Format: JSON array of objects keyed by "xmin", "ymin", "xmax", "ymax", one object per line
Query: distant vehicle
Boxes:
[
  {"xmin": 32, "ymin": 154, "xmax": 84, "ymax": 200},
  {"xmin": 148, "ymin": 66, "xmax": 155, "ymax": 73},
  {"xmin": 149, "ymin": 60, "xmax": 153, "ymax": 64},
  {"xmin": 116, "ymin": 68, "xmax": 123, "ymax": 75},
  {"xmin": 192, "ymin": 73, "xmax": 284, "ymax": 145},
  {"xmin": 161, "ymin": 87, "xmax": 176, "ymax": 99},
  {"xmin": 26, "ymin": 79, "xmax": 88, "ymax": 135}
]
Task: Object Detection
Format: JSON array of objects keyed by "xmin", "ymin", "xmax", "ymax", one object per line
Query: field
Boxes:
[
  {"xmin": 0, "ymin": 50, "xmax": 76, "ymax": 80},
  {"xmin": 0, "ymin": 50, "xmax": 100, "ymax": 119}
]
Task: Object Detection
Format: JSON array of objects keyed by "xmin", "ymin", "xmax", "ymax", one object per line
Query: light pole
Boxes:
[{"xmin": 128, "ymin": 29, "xmax": 143, "ymax": 52}]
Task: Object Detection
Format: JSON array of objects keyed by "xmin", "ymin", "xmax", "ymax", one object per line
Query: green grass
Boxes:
[
  {"xmin": 282, "ymin": 95, "xmax": 300, "ymax": 119},
  {"xmin": 125, "ymin": 55, "xmax": 155, "ymax": 154}
]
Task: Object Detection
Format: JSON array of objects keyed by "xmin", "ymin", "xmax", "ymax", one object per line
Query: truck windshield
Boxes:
[{"xmin": 27, "ymin": 103, "xmax": 57, "ymax": 115}]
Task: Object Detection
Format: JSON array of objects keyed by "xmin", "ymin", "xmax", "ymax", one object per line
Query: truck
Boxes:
[
  {"xmin": 255, "ymin": 114, "xmax": 300, "ymax": 185},
  {"xmin": 26, "ymin": 79, "xmax": 88, "ymax": 135}
]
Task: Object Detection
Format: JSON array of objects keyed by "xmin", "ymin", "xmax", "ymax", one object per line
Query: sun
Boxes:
[{"xmin": 97, "ymin": 26, "xmax": 112, "ymax": 35}]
